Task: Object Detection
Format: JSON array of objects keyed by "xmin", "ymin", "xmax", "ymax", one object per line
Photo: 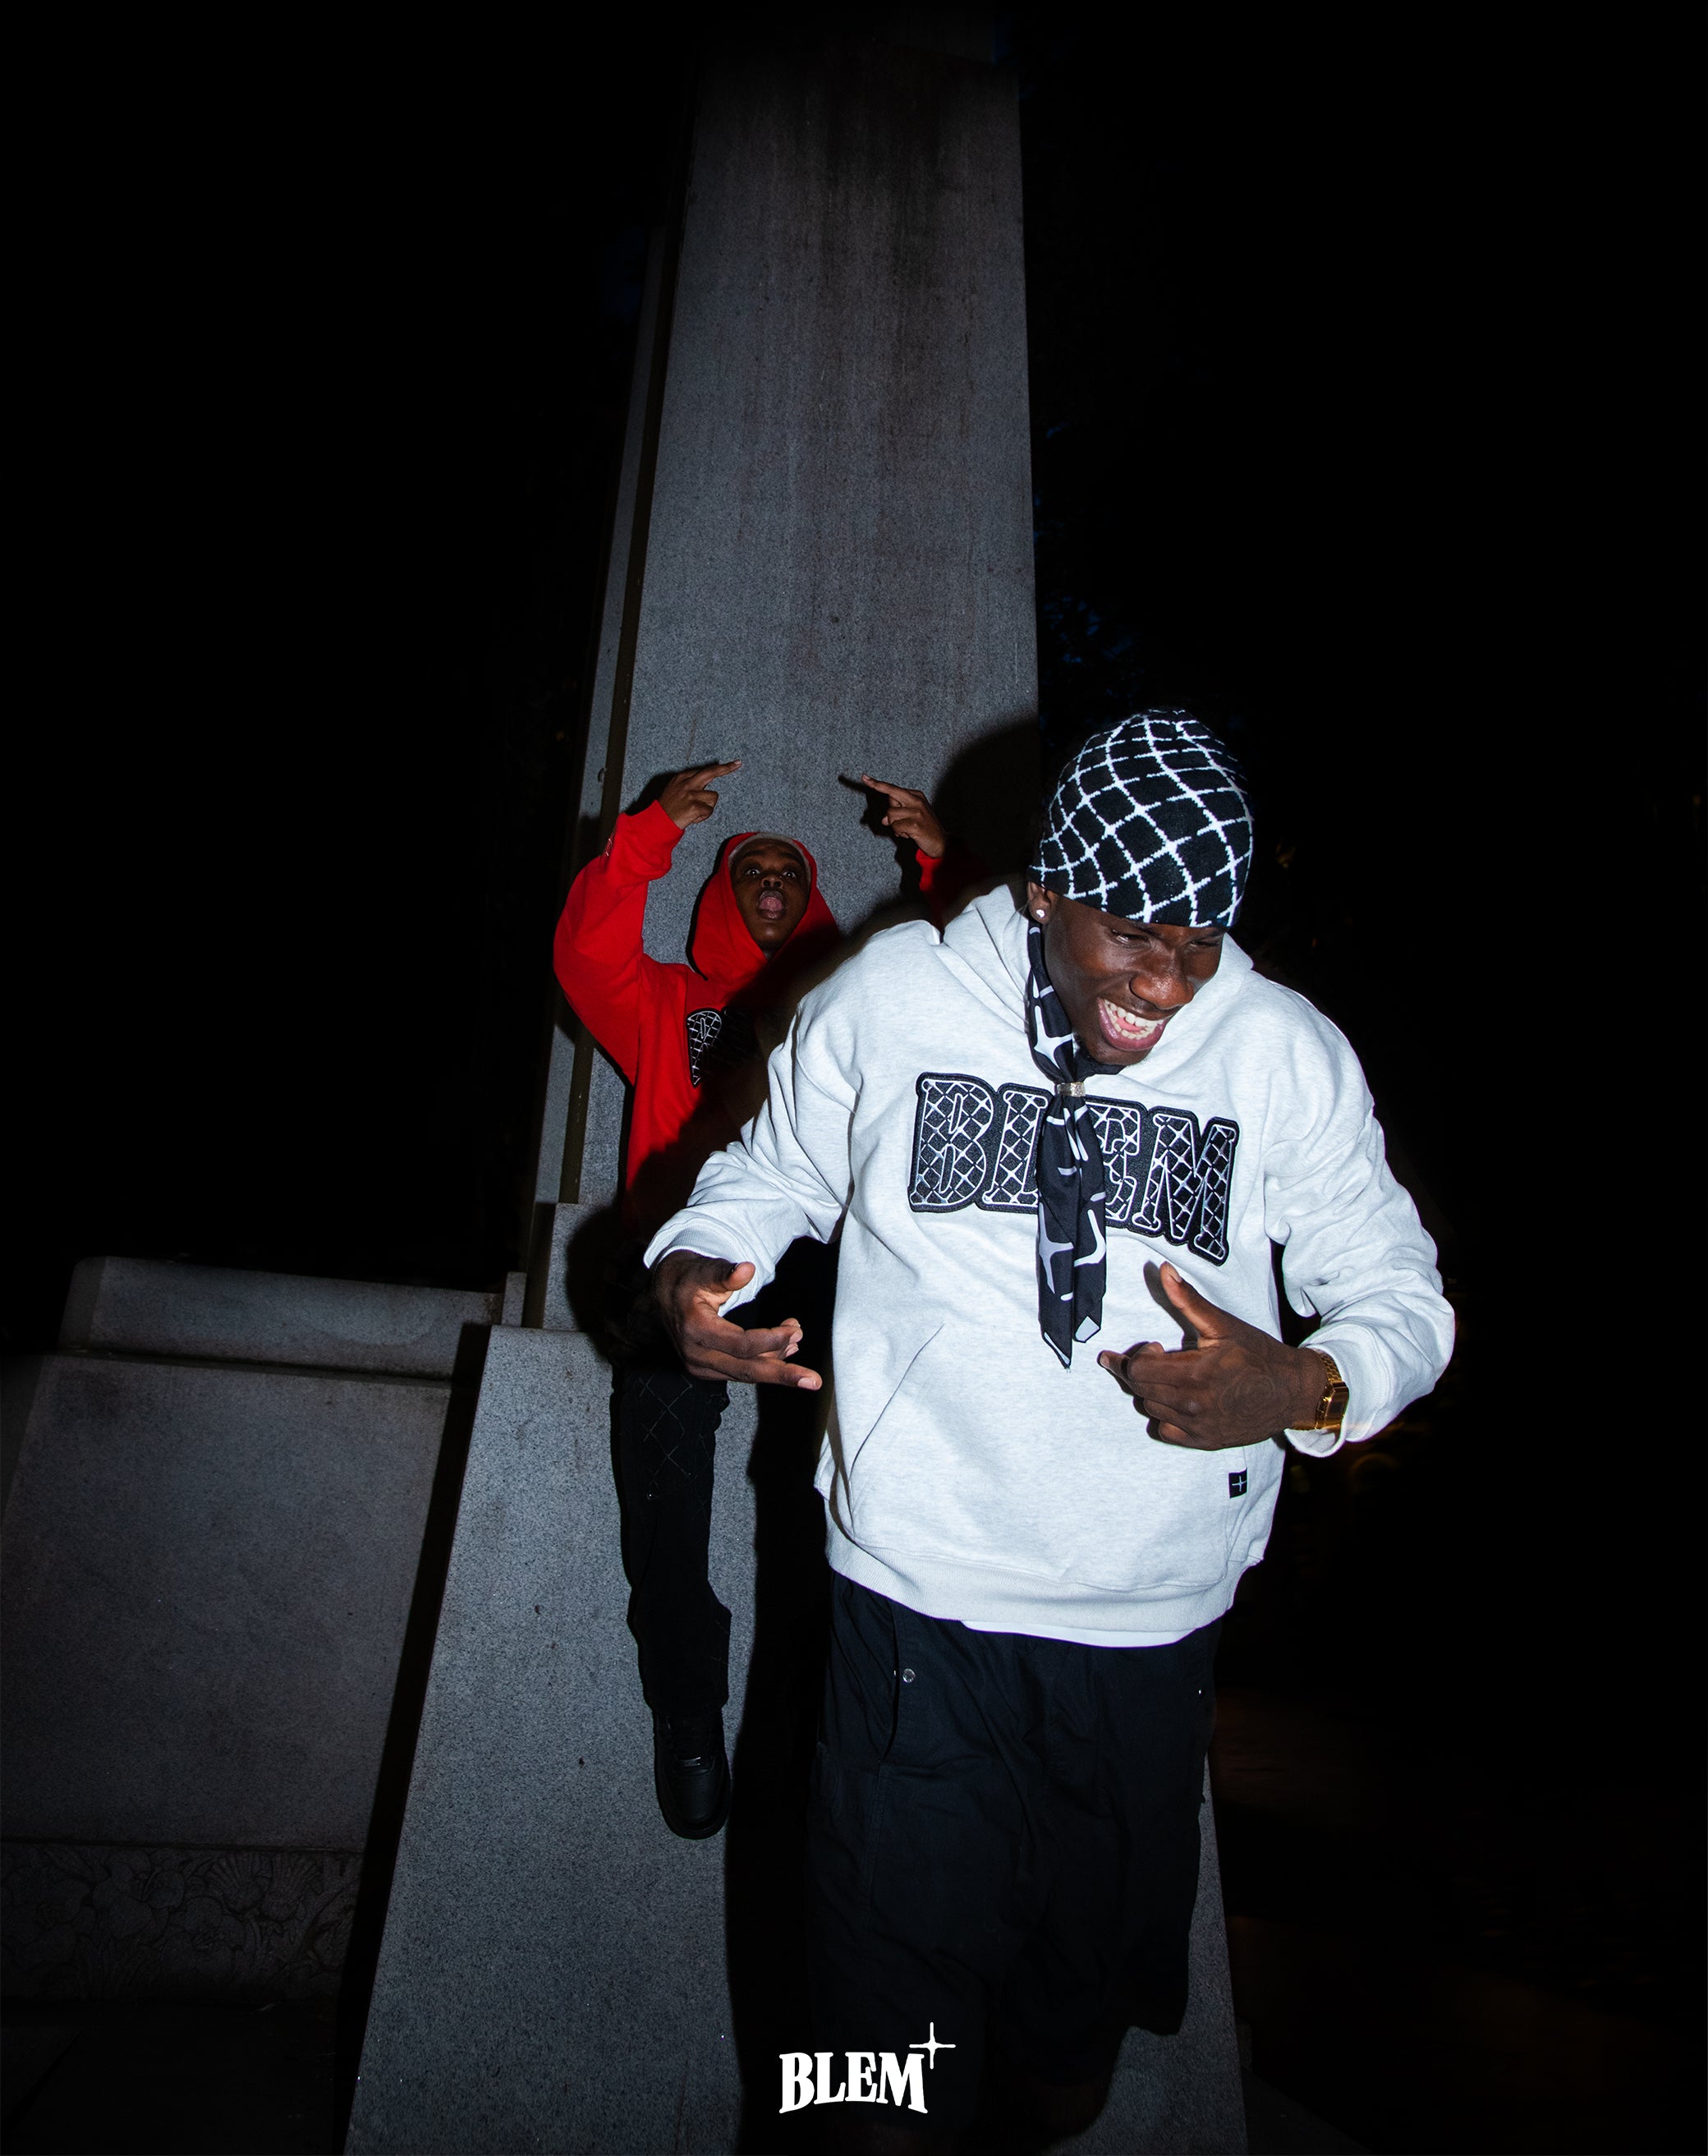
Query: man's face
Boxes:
[
  {"xmin": 732, "ymin": 839, "xmax": 810, "ymax": 949},
  {"xmin": 1026, "ymin": 881, "xmax": 1225, "ymax": 1065}
]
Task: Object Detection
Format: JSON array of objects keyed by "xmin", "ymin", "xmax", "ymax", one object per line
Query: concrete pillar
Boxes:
[
  {"xmin": 526, "ymin": 11, "xmax": 1041, "ymax": 1275},
  {"xmin": 348, "ymin": 19, "xmax": 1245, "ymax": 2152}
]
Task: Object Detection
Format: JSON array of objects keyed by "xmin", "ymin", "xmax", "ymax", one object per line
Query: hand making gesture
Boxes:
[
  {"xmin": 659, "ymin": 761, "xmax": 742, "ymax": 830},
  {"xmin": 860, "ymin": 774, "xmax": 948, "ymax": 860},
  {"xmin": 1098, "ymin": 1262, "xmax": 1331, "ymax": 1449},
  {"xmin": 653, "ymin": 1254, "xmax": 824, "ymax": 1390}
]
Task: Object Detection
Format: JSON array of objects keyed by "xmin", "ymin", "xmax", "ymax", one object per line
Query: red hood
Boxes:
[{"xmin": 687, "ymin": 830, "xmax": 840, "ymax": 1006}]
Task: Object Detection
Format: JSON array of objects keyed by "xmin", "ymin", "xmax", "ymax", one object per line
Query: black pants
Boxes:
[
  {"xmin": 617, "ymin": 1358, "xmax": 732, "ymax": 1720},
  {"xmin": 806, "ymin": 1575, "xmax": 1219, "ymax": 2133}
]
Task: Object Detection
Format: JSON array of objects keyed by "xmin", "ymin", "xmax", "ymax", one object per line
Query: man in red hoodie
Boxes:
[{"xmin": 554, "ymin": 761, "xmax": 972, "ymax": 1837}]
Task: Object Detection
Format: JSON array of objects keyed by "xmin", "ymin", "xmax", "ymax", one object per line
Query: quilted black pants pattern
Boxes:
[{"xmin": 617, "ymin": 1358, "xmax": 733, "ymax": 1718}]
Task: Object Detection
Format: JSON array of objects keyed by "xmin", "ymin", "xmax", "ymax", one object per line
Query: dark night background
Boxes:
[{"xmin": 8, "ymin": 9, "xmax": 1703, "ymax": 2153}]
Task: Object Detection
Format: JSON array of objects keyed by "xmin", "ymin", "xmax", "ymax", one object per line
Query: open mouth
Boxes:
[
  {"xmin": 1097, "ymin": 995, "xmax": 1166, "ymax": 1052},
  {"xmin": 755, "ymin": 890, "xmax": 787, "ymax": 920}
]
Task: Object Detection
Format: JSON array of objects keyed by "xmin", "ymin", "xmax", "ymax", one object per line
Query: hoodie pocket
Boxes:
[
  {"xmin": 829, "ymin": 1319, "xmax": 945, "ymax": 1480},
  {"xmin": 835, "ymin": 1324, "xmax": 1241, "ymax": 1595}
]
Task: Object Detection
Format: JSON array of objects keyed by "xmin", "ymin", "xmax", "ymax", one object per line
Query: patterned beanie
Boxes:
[{"xmin": 1031, "ymin": 711, "xmax": 1254, "ymax": 927}]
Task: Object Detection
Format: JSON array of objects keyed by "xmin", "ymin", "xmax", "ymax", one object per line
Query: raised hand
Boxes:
[
  {"xmin": 653, "ymin": 1253, "xmax": 823, "ymax": 1390},
  {"xmin": 659, "ymin": 761, "xmax": 742, "ymax": 830},
  {"xmin": 859, "ymin": 775, "xmax": 947, "ymax": 860},
  {"xmin": 1096, "ymin": 1262, "xmax": 1326, "ymax": 1449}
]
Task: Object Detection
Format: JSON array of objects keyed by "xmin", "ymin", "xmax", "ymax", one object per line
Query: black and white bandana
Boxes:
[
  {"xmin": 1031, "ymin": 710, "xmax": 1253, "ymax": 927},
  {"xmin": 1025, "ymin": 921, "xmax": 1109, "ymax": 1367}
]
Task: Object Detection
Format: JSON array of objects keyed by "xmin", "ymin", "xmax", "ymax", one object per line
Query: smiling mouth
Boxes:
[{"xmin": 1097, "ymin": 996, "xmax": 1166, "ymax": 1050}]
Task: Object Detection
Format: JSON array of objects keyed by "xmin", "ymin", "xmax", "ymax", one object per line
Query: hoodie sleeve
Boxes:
[
  {"xmin": 916, "ymin": 839, "xmax": 992, "ymax": 926},
  {"xmin": 552, "ymin": 800, "xmax": 682, "ymax": 1083},
  {"xmin": 1261, "ymin": 1007, "xmax": 1455, "ymax": 1456},
  {"xmin": 640, "ymin": 995, "xmax": 856, "ymax": 1303}
]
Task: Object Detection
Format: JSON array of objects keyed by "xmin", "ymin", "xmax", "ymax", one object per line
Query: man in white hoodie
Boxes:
[{"xmin": 647, "ymin": 712, "xmax": 1453, "ymax": 2151}]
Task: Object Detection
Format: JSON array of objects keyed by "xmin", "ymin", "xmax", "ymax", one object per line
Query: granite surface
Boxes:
[
  {"xmin": 2, "ymin": 1353, "xmax": 450, "ymax": 1851},
  {"xmin": 1, "ymin": 1840, "xmax": 360, "ymax": 2002},
  {"xmin": 58, "ymin": 1256, "xmax": 498, "ymax": 1377},
  {"xmin": 348, "ymin": 1326, "xmax": 763, "ymax": 2153},
  {"xmin": 350, "ymin": 20, "xmax": 1243, "ymax": 2149},
  {"xmin": 1, "ymin": 1349, "xmax": 47, "ymax": 1510},
  {"xmin": 614, "ymin": 34, "xmax": 1039, "ymax": 978},
  {"xmin": 523, "ymin": 1201, "xmax": 596, "ymax": 1334},
  {"xmin": 1061, "ymin": 1793, "xmax": 1248, "ymax": 2154},
  {"xmin": 347, "ymin": 1322, "xmax": 1243, "ymax": 2153}
]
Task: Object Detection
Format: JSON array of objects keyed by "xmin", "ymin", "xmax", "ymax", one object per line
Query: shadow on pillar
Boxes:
[
  {"xmin": 561, "ymin": 1207, "xmax": 835, "ymax": 2151},
  {"xmin": 333, "ymin": 1322, "xmax": 491, "ymax": 2145},
  {"xmin": 833, "ymin": 708, "xmax": 1046, "ymax": 948},
  {"xmin": 930, "ymin": 710, "xmax": 1046, "ymax": 880},
  {"xmin": 722, "ymin": 1241, "xmax": 837, "ymax": 2155}
]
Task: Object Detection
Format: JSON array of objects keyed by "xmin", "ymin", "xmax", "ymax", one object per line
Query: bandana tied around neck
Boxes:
[{"xmin": 1025, "ymin": 920, "xmax": 1109, "ymax": 1367}]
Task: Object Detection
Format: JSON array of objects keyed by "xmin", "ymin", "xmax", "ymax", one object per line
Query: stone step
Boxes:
[{"xmin": 59, "ymin": 1256, "xmax": 504, "ymax": 1379}]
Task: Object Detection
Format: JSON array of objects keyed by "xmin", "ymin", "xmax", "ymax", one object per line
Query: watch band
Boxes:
[{"xmin": 1306, "ymin": 1349, "xmax": 1350, "ymax": 1432}]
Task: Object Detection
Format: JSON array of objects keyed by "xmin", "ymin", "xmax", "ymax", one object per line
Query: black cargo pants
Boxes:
[{"xmin": 806, "ymin": 1574, "xmax": 1219, "ymax": 2131}]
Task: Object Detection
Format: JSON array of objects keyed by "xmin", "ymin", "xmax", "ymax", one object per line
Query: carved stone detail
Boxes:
[{"xmin": 0, "ymin": 1840, "xmax": 360, "ymax": 2000}]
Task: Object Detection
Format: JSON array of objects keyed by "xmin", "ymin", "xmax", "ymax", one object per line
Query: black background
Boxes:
[
  {"xmin": 11, "ymin": 25, "xmax": 691, "ymax": 1331},
  {"xmin": 1008, "ymin": 20, "xmax": 1702, "ymax": 2146},
  {"xmin": 8, "ymin": 8, "xmax": 1704, "ymax": 2149},
  {"xmin": 1017, "ymin": 10, "xmax": 1707, "ymax": 1680}
]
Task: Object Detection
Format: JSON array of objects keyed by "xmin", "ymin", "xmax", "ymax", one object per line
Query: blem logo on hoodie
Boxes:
[{"xmin": 907, "ymin": 1073, "xmax": 1240, "ymax": 1265}]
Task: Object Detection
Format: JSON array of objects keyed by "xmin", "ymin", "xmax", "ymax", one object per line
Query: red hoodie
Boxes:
[
  {"xmin": 553, "ymin": 801, "xmax": 840, "ymax": 1227},
  {"xmin": 554, "ymin": 798, "xmax": 980, "ymax": 1229}
]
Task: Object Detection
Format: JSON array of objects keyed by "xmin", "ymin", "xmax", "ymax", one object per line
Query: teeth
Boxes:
[{"xmin": 1100, "ymin": 997, "xmax": 1163, "ymax": 1045}]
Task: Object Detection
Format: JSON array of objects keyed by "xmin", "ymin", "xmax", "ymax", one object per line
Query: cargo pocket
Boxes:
[{"xmin": 861, "ymin": 1763, "xmax": 894, "ymax": 1910}]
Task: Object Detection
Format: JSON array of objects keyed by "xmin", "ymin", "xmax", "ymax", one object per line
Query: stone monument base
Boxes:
[
  {"xmin": 347, "ymin": 1312, "xmax": 1246, "ymax": 2154},
  {"xmin": 1, "ymin": 1258, "xmax": 520, "ymax": 2004}
]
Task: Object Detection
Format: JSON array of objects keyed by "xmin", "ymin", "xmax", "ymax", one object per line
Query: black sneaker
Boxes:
[{"xmin": 653, "ymin": 1710, "xmax": 731, "ymax": 1839}]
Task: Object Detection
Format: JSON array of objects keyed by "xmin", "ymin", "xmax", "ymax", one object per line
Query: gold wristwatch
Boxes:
[{"xmin": 1304, "ymin": 1349, "xmax": 1349, "ymax": 1432}]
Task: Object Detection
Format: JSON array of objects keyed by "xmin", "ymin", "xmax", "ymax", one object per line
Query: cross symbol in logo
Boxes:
[{"xmin": 909, "ymin": 2023, "xmax": 956, "ymax": 2070}]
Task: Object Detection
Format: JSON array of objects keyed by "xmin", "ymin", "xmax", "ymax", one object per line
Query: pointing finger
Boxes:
[
  {"xmin": 1099, "ymin": 1341, "xmax": 1163, "ymax": 1368},
  {"xmin": 723, "ymin": 1319, "xmax": 806, "ymax": 1362},
  {"xmin": 684, "ymin": 1336, "xmax": 823, "ymax": 1389},
  {"xmin": 1119, "ymin": 1362, "xmax": 1208, "ymax": 1408},
  {"xmin": 744, "ymin": 1354, "xmax": 824, "ymax": 1390},
  {"xmin": 682, "ymin": 1344, "xmax": 823, "ymax": 1389},
  {"xmin": 1098, "ymin": 1342, "xmax": 1162, "ymax": 1395}
]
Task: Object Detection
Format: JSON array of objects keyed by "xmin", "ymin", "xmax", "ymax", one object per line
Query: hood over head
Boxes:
[{"xmin": 688, "ymin": 829, "xmax": 840, "ymax": 1005}]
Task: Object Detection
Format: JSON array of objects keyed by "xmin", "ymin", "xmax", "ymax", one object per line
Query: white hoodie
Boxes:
[{"xmin": 645, "ymin": 885, "xmax": 1453, "ymax": 1642}]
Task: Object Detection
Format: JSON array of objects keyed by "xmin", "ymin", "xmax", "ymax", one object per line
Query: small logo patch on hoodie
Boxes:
[
  {"xmin": 1228, "ymin": 1469, "xmax": 1247, "ymax": 1498},
  {"xmin": 685, "ymin": 1008, "xmax": 723, "ymax": 1087}
]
